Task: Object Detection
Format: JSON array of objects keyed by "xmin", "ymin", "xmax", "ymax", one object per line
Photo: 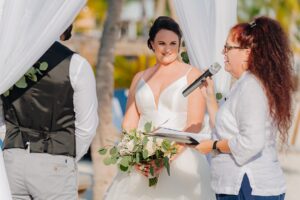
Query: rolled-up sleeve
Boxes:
[{"xmin": 228, "ymin": 80, "xmax": 268, "ymax": 166}]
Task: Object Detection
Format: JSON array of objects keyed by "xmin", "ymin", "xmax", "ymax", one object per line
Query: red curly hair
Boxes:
[{"xmin": 230, "ymin": 16, "xmax": 294, "ymax": 143}]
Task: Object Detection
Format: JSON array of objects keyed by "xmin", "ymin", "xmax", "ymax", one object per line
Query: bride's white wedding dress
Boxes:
[{"xmin": 105, "ymin": 73, "xmax": 216, "ymax": 200}]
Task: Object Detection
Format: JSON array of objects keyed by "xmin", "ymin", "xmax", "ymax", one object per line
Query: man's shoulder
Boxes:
[{"xmin": 52, "ymin": 41, "xmax": 74, "ymax": 55}]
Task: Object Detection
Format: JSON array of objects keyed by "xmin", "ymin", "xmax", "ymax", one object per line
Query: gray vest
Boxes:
[{"xmin": 2, "ymin": 42, "xmax": 76, "ymax": 157}]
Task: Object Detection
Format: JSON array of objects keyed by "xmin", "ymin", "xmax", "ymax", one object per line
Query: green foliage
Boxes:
[
  {"xmin": 181, "ymin": 51, "xmax": 190, "ymax": 64},
  {"xmin": 87, "ymin": 0, "xmax": 108, "ymax": 25},
  {"xmin": 114, "ymin": 55, "xmax": 156, "ymax": 89},
  {"xmin": 3, "ymin": 62, "xmax": 48, "ymax": 97},
  {"xmin": 142, "ymin": 149, "xmax": 148, "ymax": 159},
  {"xmin": 216, "ymin": 92, "xmax": 223, "ymax": 101},
  {"xmin": 144, "ymin": 122, "xmax": 152, "ymax": 133},
  {"xmin": 39, "ymin": 62, "xmax": 48, "ymax": 71},
  {"xmin": 148, "ymin": 177, "xmax": 158, "ymax": 187},
  {"xmin": 98, "ymin": 148, "xmax": 107, "ymax": 155},
  {"xmin": 163, "ymin": 157, "xmax": 170, "ymax": 176}
]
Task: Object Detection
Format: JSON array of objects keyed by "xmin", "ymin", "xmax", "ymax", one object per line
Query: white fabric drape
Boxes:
[
  {"xmin": 0, "ymin": 1, "xmax": 86, "ymax": 199},
  {"xmin": 0, "ymin": 0, "xmax": 86, "ymax": 94},
  {"xmin": 174, "ymin": 0, "xmax": 237, "ymax": 96}
]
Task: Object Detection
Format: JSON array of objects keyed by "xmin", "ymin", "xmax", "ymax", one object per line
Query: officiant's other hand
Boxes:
[
  {"xmin": 135, "ymin": 160, "xmax": 164, "ymax": 178},
  {"xmin": 194, "ymin": 140, "xmax": 213, "ymax": 154}
]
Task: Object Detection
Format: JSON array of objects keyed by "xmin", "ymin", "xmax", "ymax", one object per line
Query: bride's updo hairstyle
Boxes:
[
  {"xmin": 230, "ymin": 16, "xmax": 294, "ymax": 143},
  {"xmin": 147, "ymin": 16, "xmax": 182, "ymax": 51}
]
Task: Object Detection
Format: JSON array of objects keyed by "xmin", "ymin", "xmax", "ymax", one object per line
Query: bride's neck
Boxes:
[{"xmin": 156, "ymin": 60, "xmax": 180, "ymax": 69}]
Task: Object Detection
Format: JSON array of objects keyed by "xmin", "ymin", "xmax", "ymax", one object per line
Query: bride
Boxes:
[{"xmin": 104, "ymin": 16, "xmax": 215, "ymax": 200}]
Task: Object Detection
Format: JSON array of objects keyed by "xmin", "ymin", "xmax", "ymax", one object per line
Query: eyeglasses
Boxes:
[{"xmin": 223, "ymin": 45, "xmax": 248, "ymax": 53}]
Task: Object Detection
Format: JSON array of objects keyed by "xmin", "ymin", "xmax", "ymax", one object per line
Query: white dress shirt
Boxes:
[
  {"xmin": 0, "ymin": 53, "xmax": 98, "ymax": 161},
  {"xmin": 211, "ymin": 71, "xmax": 286, "ymax": 196}
]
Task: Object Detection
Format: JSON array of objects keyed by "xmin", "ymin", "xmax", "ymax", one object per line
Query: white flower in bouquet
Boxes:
[
  {"xmin": 126, "ymin": 140, "xmax": 135, "ymax": 152},
  {"xmin": 145, "ymin": 138, "xmax": 156, "ymax": 156},
  {"xmin": 99, "ymin": 122, "xmax": 178, "ymax": 187}
]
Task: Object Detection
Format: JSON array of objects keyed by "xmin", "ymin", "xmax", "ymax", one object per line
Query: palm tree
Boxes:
[{"xmin": 91, "ymin": 0, "xmax": 123, "ymax": 199}]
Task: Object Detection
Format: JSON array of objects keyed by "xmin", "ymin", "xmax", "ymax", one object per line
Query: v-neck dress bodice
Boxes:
[{"xmin": 135, "ymin": 76, "xmax": 188, "ymax": 131}]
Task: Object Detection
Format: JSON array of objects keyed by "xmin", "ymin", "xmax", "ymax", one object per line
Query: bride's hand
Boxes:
[
  {"xmin": 170, "ymin": 143, "xmax": 186, "ymax": 162},
  {"xmin": 193, "ymin": 140, "xmax": 213, "ymax": 154},
  {"xmin": 135, "ymin": 161, "xmax": 164, "ymax": 177}
]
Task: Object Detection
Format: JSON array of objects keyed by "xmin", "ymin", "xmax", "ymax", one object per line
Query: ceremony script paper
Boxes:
[{"xmin": 145, "ymin": 127, "xmax": 211, "ymax": 144}]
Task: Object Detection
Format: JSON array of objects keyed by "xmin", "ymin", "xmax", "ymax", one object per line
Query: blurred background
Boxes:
[{"xmin": 60, "ymin": 0, "xmax": 300, "ymax": 199}]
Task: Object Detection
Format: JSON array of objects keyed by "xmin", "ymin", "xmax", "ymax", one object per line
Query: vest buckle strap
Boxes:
[{"xmin": 3, "ymin": 124, "xmax": 76, "ymax": 157}]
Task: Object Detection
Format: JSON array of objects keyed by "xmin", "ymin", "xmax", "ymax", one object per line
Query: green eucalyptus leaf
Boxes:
[
  {"xmin": 26, "ymin": 67, "xmax": 36, "ymax": 75},
  {"xmin": 110, "ymin": 156, "xmax": 118, "ymax": 164},
  {"xmin": 144, "ymin": 122, "xmax": 152, "ymax": 133},
  {"xmin": 142, "ymin": 149, "xmax": 148, "ymax": 159},
  {"xmin": 162, "ymin": 140, "xmax": 171, "ymax": 151},
  {"xmin": 136, "ymin": 152, "xmax": 140, "ymax": 163},
  {"xmin": 163, "ymin": 157, "xmax": 170, "ymax": 176},
  {"xmin": 98, "ymin": 148, "xmax": 107, "ymax": 155},
  {"xmin": 181, "ymin": 51, "xmax": 190, "ymax": 64},
  {"xmin": 142, "ymin": 136, "xmax": 149, "ymax": 146},
  {"xmin": 103, "ymin": 157, "xmax": 112, "ymax": 165},
  {"xmin": 155, "ymin": 159, "xmax": 162, "ymax": 168},
  {"xmin": 109, "ymin": 146, "xmax": 117, "ymax": 156},
  {"xmin": 3, "ymin": 90, "xmax": 10, "ymax": 97},
  {"xmin": 119, "ymin": 164, "xmax": 128, "ymax": 172},
  {"xmin": 216, "ymin": 92, "xmax": 223, "ymax": 100},
  {"xmin": 28, "ymin": 74, "xmax": 37, "ymax": 82},
  {"xmin": 149, "ymin": 165, "xmax": 154, "ymax": 176},
  {"xmin": 148, "ymin": 177, "xmax": 158, "ymax": 187},
  {"xmin": 120, "ymin": 157, "xmax": 129, "ymax": 167},
  {"xmin": 15, "ymin": 77, "xmax": 28, "ymax": 88},
  {"xmin": 39, "ymin": 62, "xmax": 48, "ymax": 71}
]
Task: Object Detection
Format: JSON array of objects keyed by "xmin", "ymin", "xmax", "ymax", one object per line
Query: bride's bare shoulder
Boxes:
[
  {"xmin": 179, "ymin": 63, "xmax": 202, "ymax": 83},
  {"xmin": 130, "ymin": 66, "xmax": 156, "ymax": 87},
  {"xmin": 178, "ymin": 62, "xmax": 201, "ymax": 76}
]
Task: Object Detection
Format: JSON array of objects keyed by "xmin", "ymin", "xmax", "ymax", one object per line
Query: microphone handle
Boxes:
[
  {"xmin": 182, "ymin": 79, "xmax": 206, "ymax": 97},
  {"xmin": 182, "ymin": 70, "xmax": 212, "ymax": 97}
]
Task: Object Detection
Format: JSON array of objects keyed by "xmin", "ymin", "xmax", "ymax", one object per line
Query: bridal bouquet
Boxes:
[{"xmin": 99, "ymin": 122, "xmax": 178, "ymax": 187}]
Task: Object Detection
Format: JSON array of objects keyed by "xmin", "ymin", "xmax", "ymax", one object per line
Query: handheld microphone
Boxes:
[{"xmin": 182, "ymin": 62, "xmax": 221, "ymax": 97}]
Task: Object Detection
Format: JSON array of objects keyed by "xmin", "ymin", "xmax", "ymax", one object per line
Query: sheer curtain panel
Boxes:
[{"xmin": 173, "ymin": 0, "xmax": 237, "ymax": 96}]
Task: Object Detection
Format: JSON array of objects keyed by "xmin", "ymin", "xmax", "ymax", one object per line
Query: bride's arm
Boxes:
[
  {"xmin": 184, "ymin": 67, "xmax": 206, "ymax": 132},
  {"xmin": 122, "ymin": 72, "xmax": 143, "ymax": 131},
  {"xmin": 170, "ymin": 67, "xmax": 206, "ymax": 161}
]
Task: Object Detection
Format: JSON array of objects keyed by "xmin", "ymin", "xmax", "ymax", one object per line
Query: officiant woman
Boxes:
[{"xmin": 195, "ymin": 16, "xmax": 294, "ymax": 200}]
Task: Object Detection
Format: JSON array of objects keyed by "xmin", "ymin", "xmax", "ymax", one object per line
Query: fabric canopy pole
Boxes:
[
  {"xmin": 0, "ymin": 0, "xmax": 86, "ymax": 94},
  {"xmin": 0, "ymin": 1, "xmax": 86, "ymax": 199},
  {"xmin": 173, "ymin": 0, "xmax": 237, "ymax": 96}
]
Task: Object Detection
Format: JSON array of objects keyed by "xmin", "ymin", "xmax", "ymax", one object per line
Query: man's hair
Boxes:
[{"xmin": 61, "ymin": 24, "xmax": 73, "ymax": 41}]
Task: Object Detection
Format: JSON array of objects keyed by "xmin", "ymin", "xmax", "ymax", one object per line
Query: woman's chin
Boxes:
[{"xmin": 159, "ymin": 58, "xmax": 177, "ymax": 65}]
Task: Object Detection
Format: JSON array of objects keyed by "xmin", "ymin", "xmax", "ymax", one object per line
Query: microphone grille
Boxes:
[{"xmin": 209, "ymin": 62, "xmax": 221, "ymax": 75}]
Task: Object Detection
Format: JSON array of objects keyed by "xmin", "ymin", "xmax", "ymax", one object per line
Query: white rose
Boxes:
[
  {"xmin": 126, "ymin": 140, "xmax": 135, "ymax": 152},
  {"xmin": 145, "ymin": 139, "xmax": 156, "ymax": 156},
  {"xmin": 156, "ymin": 138, "xmax": 164, "ymax": 147}
]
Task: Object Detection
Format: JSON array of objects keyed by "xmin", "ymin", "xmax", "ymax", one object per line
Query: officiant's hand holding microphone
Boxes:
[
  {"xmin": 188, "ymin": 77, "xmax": 219, "ymax": 155},
  {"xmin": 182, "ymin": 63, "xmax": 230, "ymax": 155}
]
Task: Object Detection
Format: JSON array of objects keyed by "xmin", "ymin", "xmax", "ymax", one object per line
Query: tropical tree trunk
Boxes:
[
  {"xmin": 91, "ymin": 0, "xmax": 123, "ymax": 199},
  {"xmin": 155, "ymin": 0, "xmax": 166, "ymax": 18}
]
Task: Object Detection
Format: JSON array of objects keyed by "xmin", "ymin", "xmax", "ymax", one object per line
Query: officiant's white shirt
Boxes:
[
  {"xmin": 0, "ymin": 53, "xmax": 98, "ymax": 161},
  {"xmin": 211, "ymin": 71, "xmax": 286, "ymax": 196}
]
